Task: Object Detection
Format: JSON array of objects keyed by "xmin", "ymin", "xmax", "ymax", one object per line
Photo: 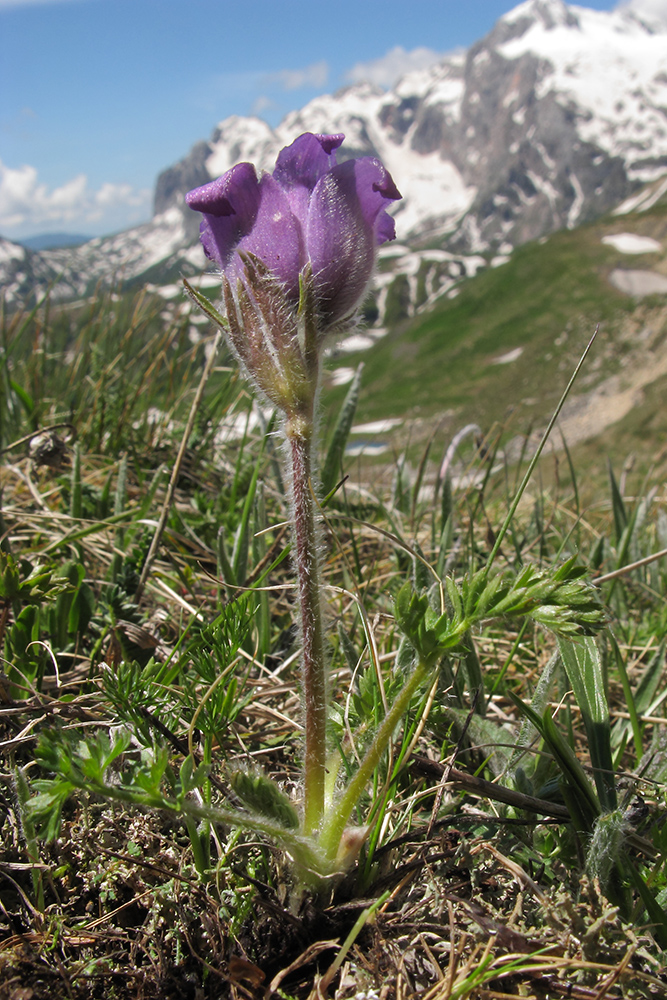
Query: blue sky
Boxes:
[{"xmin": 0, "ymin": 0, "xmax": 662, "ymax": 240}]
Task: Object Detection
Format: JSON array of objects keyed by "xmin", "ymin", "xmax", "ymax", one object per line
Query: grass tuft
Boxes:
[{"xmin": 1, "ymin": 282, "xmax": 666, "ymax": 998}]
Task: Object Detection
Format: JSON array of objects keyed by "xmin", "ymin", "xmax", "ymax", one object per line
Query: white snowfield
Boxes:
[
  {"xmin": 499, "ymin": 1, "xmax": 667, "ymax": 182},
  {"xmin": 601, "ymin": 233, "xmax": 662, "ymax": 255}
]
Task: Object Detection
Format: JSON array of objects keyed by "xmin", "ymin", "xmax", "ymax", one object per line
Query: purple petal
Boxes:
[
  {"xmin": 315, "ymin": 134, "xmax": 346, "ymax": 156},
  {"xmin": 376, "ymin": 210, "xmax": 396, "ymax": 244},
  {"xmin": 273, "ymin": 133, "xmax": 345, "ymax": 227},
  {"xmin": 305, "ymin": 158, "xmax": 401, "ymax": 323},
  {"xmin": 349, "ymin": 157, "xmax": 401, "ymax": 244},
  {"xmin": 185, "ymin": 163, "xmax": 261, "ymax": 267},
  {"xmin": 273, "ymin": 132, "xmax": 344, "ymax": 192},
  {"xmin": 236, "ymin": 173, "xmax": 305, "ymax": 299}
]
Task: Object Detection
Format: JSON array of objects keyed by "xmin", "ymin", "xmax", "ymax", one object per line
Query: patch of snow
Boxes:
[
  {"xmin": 535, "ymin": 141, "xmax": 556, "ymax": 172},
  {"xmin": 392, "ymin": 248, "xmax": 460, "ymax": 277},
  {"xmin": 609, "ymin": 268, "xmax": 667, "ymax": 296},
  {"xmin": 182, "ymin": 244, "xmax": 210, "ymax": 266},
  {"xmin": 379, "ymin": 243, "xmax": 411, "ymax": 259},
  {"xmin": 527, "ymin": 170, "xmax": 559, "ymax": 211},
  {"xmin": 382, "ymin": 144, "xmax": 477, "ymax": 239},
  {"xmin": 461, "ymin": 256, "xmax": 487, "ymax": 277},
  {"xmin": 329, "ymin": 367, "xmax": 356, "ymax": 387},
  {"xmin": 0, "ymin": 240, "xmax": 26, "ymax": 265},
  {"xmin": 345, "ymin": 442, "xmax": 390, "ymax": 457},
  {"xmin": 200, "ymin": 277, "xmax": 221, "ymax": 291},
  {"xmin": 411, "ymin": 62, "xmax": 465, "ymax": 121},
  {"xmin": 352, "ymin": 418, "xmax": 403, "ymax": 434},
  {"xmin": 207, "ymin": 117, "xmax": 276, "ymax": 178},
  {"xmin": 567, "ymin": 172, "xmax": 585, "ymax": 228},
  {"xmin": 492, "ymin": 346, "xmax": 524, "ymax": 364},
  {"xmin": 155, "ymin": 283, "xmax": 182, "ymax": 300},
  {"xmin": 214, "ymin": 405, "xmax": 273, "ymax": 444},
  {"xmin": 420, "ymin": 249, "xmax": 456, "ymax": 263},
  {"xmin": 331, "ymin": 325, "xmax": 388, "ymax": 355},
  {"xmin": 278, "ymin": 86, "xmax": 385, "ymax": 153},
  {"xmin": 614, "ymin": 176, "xmax": 667, "ymax": 215},
  {"xmin": 602, "ymin": 233, "xmax": 662, "ymax": 254},
  {"xmin": 337, "ymin": 334, "xmax": 377, "ymax": 353}
]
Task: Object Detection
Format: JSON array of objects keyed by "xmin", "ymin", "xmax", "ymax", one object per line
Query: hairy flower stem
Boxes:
[{"xmin": 286, "ymin": 410, "xmax": 327, "ymax": 835}]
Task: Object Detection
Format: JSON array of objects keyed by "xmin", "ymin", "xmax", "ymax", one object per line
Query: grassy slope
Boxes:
[
  {"xmin": 328, "ymin": 202, "xmax": 667, "ymax": 463},
  {"xmin": 2, "ymin": 216, "xmax": 667, "ymax": 998}
]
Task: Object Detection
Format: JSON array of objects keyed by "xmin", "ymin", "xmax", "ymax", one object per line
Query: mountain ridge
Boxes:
[{"xmin": 2, "ymin": 0, "xmax": 666, "ymax": 307}]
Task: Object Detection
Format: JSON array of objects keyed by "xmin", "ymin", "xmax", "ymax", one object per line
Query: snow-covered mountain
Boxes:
[{"xmin": 3, "ymin": 0, "xmax": 667, "ymax": 305}]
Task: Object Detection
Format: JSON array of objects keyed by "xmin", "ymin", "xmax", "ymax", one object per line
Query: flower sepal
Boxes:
[
  {"xmin": 182, "ymin": 278, "xmax": 230, "ymax": 334},
  {"xmin": 222, "ymin": 253, "xmax": 317, "ymax": 417}
]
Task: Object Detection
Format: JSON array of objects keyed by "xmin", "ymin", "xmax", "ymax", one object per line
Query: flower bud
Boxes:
[{"xmin": 186, "ymin": 132, "xmax": 401, "ymax": 336}]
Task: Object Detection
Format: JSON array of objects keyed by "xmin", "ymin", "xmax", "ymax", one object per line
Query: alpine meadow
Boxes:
[{"xmin": 1, "ymin": 2, "xmax": 667, "ymax": 997}]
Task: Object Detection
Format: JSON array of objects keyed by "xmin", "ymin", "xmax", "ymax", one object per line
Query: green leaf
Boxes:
[
  {"xmin": 27, "ymin": 779, "xmax": 75, "ymax": 842},
  {"xmin": 394, "ymin": 582, "xmax": 465, "ymax": 666},
  {"xmin": 624, "ymin": 857, "xmax": 667, "ymax": 950},
  {"xmin": 557, "ymin": 637, "xmax": 616, "ymax": 811},
  {"xmin": 231, "ymin": 771, "xmax": 300, "ymax": 830},
  {"xmin": 9, "ymin": 378, "xmax": 34, "ymax": 415},
  {"xmin": 182, "ymin": 278, "xmax": 229, "ymax": 331},
  {"xmin": 510, "ymin": 693, "xmax": 600, "ymax": 832},
  {"xmin": 607, "ymin": 460, "xmax": 627, "ymax": 545},
  {"xmin": 509, "ymin": 650, "xmax": 559, "ymax": 779}
]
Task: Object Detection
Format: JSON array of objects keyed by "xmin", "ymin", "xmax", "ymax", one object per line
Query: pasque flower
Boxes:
[
  {"xmin": 186, "ymin": 134, "xmax": 401, "ymax": 839},
  {"xmin": 186, "ymin": 132, "xmax": 401, "ymax": 333}
]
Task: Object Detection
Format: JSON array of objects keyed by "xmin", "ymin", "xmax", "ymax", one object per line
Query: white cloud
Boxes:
[
  {"xmin": 251, "ymin": 94, "xmax": 277, "ymax": 116},
  {"xmin": 616, "ymin": 0, "xmax": 667, "ymax": 26},
  {"xmin": 0, "ymin": 158, "xmax": 151, "ymax": 236},
  {"xmin": 345, "ymin": 45, "xmax": 446, "ymax": 89},
  {"xmin": 266, "ymin": 60, "xmax": 329, "ymax": 92},
  {"xmin": 201, "ymin": 60, "xmax": 330, "ymax": 120}
]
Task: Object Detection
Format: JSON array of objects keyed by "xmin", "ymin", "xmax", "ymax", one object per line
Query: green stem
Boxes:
[
  {"xmin": 319, "ymin": 658, "xmax": 431, "ymax": 861},
  {"xmin": 76, "ymin": 773, "xmax": 326, "ymax": 882},
  {"xmin": 286, "ymin": 411, "xmax": 328, "ymax": 835}
]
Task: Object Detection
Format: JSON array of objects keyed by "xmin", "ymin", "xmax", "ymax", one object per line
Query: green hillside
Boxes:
[{"xmin": 328, "ymin": 199, "xmax": 667, "ymax": 471}]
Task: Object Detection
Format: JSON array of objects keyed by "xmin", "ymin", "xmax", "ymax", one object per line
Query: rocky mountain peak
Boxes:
[{"xmin": 499, "ymin": 0, "xmax": 582, "ymax": 35}]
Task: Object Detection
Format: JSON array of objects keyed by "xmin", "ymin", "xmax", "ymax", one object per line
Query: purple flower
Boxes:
[{"xmin": 186, "ymin": 132, "xmax": 401, "ymax": 329}]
